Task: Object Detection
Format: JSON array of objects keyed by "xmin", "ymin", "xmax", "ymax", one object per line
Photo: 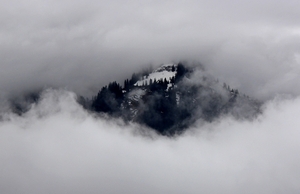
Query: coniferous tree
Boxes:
[
  {"xmin": 175, "ymin": 63, "xmax": 186, "ymax": 83},
  {"xmin": 92, "ymin": 81, "xmax": 124, "ymax": 115}
]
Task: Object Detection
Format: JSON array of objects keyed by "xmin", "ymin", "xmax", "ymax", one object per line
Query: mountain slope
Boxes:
[{"xmin": 91, "ymin": 63, "xmax": 261, "ymax": 135}]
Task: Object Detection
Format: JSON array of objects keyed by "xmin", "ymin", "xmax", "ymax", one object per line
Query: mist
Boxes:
[
  {"xmin": 1, "ymin": 0, "xmax": 300, "ymax": 100},
  {"xmin": 1, "ymin": 0, "xmax": 300, "ymax": 193},
  {"xmin": 0, "ymin": 89, "xmax": 299, "ymax": 194}
]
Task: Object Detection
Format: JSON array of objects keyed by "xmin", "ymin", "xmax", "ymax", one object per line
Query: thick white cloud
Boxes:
[
  {"xmin": 1, "ymin": 89, "xmax": 300, "ymax": 194},
  {"xmin": 1, "ymin": 1, "xmax": 300, "ymax": 193}
]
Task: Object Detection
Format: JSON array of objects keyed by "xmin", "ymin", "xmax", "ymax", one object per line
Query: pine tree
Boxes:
[{"xmin": 175, "ymin": 63, "xmax": 186, "ymax": 83}]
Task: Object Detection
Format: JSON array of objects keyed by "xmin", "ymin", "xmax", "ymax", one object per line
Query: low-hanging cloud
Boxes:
[
  {"xmin": 2, "ymin": 1, "xmax": 300, "ymax": 192},
  {"xmin": 1, "ymin": 0, "xmax": 300, "ymax": 100},
  {"xmin": 1, "ymin": 89, "xmax": 300, "ymax": 194}
]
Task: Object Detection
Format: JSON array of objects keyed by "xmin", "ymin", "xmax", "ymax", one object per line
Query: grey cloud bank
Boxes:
[
  {"xmin": 1, "ymin": 0, "xmax": 300, "ymax": 100},
  {"xmin": 1, "ymin": 1, "xmax": 300, "ymax": 193},
  {"xmin": 1, "ymin": 89, "xmax": 300, "ymax": 194}
]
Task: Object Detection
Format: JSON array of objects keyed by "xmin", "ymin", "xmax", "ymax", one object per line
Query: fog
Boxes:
[
  {"xmin": 1, "ymin": 0, "xmax": 300, "ymax": 99},
  {"xmin": 0, "ymin": 89, "xmax": 299, "ymax": 194},
  {"xmin": 1, "ymin": 0, "xmax": 300, "ymax": 193}
]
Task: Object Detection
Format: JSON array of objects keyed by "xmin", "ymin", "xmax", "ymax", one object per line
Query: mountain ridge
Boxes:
[
  {"xmin": 6, "ymin": 62, "xmax": 261, "ymax": 136},
  {"xmin": 90, "ymin": 62, "xmax": 261, "ymax": 135}
]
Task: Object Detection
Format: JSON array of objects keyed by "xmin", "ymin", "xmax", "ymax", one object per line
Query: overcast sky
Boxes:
[
  {"xmin": 1, "ymin": 1, "xmax": 300, "ymax": 193},
  {"xmin": 1, "ymin": 0, "xmax": 300, "ymax": 99}
]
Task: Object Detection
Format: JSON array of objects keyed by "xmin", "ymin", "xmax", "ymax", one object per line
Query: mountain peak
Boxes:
[
  {"xmin": 7, "ymin": 62, "xmax": 262, "ymax": 136},
  {"xmin": 134, "ymin": 63, "xmax": 177, "ymax": 87},
  {"xmin": 89, "ymin": 62, "xmax": 261, "ymax": 135},
  {"xmin": 155, "ymin": 63, "xmax": 177, "ymax": 72}
]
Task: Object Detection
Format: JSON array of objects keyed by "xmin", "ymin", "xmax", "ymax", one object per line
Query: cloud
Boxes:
[
  {"xmin": 0, "ymin": 89, "xmax": 300, "ymax": 194},
  {"xmin": 1, "ymin": 1, "xmax": 300, "ymax": 193},
  {"xmin": 1, "ymin": 0, "xmax": 300, "ymax": 100}
]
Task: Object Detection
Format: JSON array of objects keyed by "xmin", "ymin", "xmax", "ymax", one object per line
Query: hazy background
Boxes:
[
  {"xmin": 1, "ymin": 0, "xmax": 300, "ymax": 193},
  {"xmin": 1, "ymin": 0, "xmax": 300, "ymax": 99}
]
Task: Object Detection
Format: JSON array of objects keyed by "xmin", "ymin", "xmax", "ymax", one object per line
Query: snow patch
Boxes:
[
  {"xmin": 127, "ymin": 89, "xmax": 146, "ymax": 101},
  {"xmin": 135, "ymin": 64, "xmax": 177, "ymax": 86}
]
